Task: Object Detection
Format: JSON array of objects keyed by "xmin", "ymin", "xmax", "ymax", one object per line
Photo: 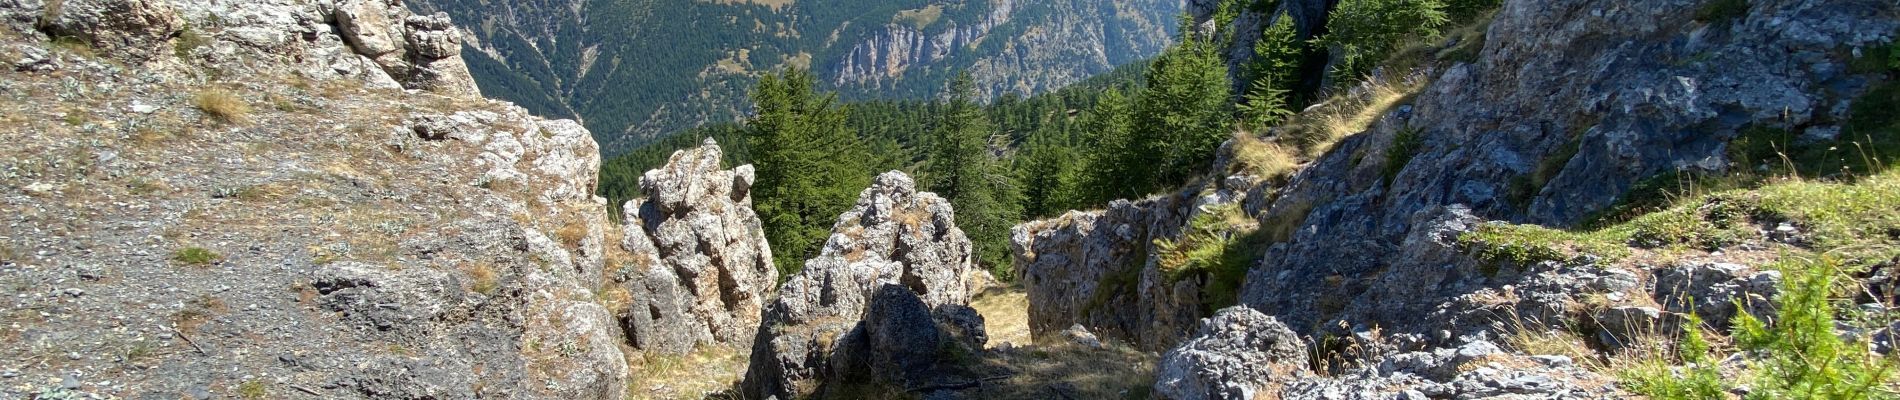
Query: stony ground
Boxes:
[{"xmin": 0, "ymin": 25, "xmax": 625, "ymax": 398}]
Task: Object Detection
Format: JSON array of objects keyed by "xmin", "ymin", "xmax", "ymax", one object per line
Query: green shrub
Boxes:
[
  {"xmin": 1381, "ymin": 126, "xmax": 1422, "ymax": 185},
  {"xmin": 1618, "ymin": 313, "xmax": 1726, "ymax": 399},
  {"xmin": 1731, "ymin": 256, "xmax": 1897, "ymax": 399},
  {"xmin": 1317, "ymin": 0, "xmax": 1449, "ymax": 82},
  {"xmin": 1154, "ymin": 204, "xmax": 1263, "ymax": 311},
  {"xmin": 1506, "ymin": 134, "xmax": 1581, "ymax": 208},
  {"xmin": 236, "ymin": 380, "xmax": 267, "ymax": 400},
  {"xmin": 172, "ymin": 247, "xmax": 220, "ymax": 266}
]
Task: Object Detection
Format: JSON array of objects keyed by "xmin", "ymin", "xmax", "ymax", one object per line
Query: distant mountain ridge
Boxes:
[{"xmin": 407, "ymin": 0, "xmax": 1184, "ymax": 154}]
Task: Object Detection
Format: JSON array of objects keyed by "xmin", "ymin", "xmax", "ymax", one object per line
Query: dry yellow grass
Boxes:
[
  {"xmin": 467, "ymin": 263, "xmax": 499, "ymax": 295},
  {"xmin": 970, "ymin": 286, "xmax": 1033, "ymax": 348},
  {"xmin": 556, "ymin": 221, "xmax": 590, "ymax": 249},
  {"xmin": 1231, "ymin": 131, "xmax": 1300, "ymax": 181},
  {"xmin": 194, "ymin": 88, "xmax": 252, "ymax": 124},
  {"xmin": 1505, "ymin": 328, "xmax": 1604, "ymax": 370},
  {"xmin": 1287, "ymin": 78, "xmax": 1426, "ymax": 158},
  {"xmin": 967, "ymin": 287, "xmax": 1160, "ymax": 399},
  {"xmin": 624, "ymin": 345, "xmax": 750, "ymax": 399}
]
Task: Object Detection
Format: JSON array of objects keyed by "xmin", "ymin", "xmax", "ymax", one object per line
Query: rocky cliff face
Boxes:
[
  {"xmin": 834, "ymin": 0, "xmax": 1179, "ymax": 100},
  {"xmin": 1239, "ymin": 0, "xmax": 1893, "ymax": 338},
  {"xmin": 1019, "ymin": 0, "xmax": 1896, "ymax": 397},
  {"xmin": 615, "ymin": 139, "xmax": 777, "ymax": 354},
  {"xmin": 1012, "ymin": 157, "xmax": 1264, "ymax": 351},
  {"xmin": 743, "ymin": 171, "xmax": 988, "ymax": 399},
  {"xmin": 407, "ymin": 0, "xmax": 1183, "ymax": 153}
]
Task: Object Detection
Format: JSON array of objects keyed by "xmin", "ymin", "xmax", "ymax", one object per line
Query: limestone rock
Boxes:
[
  {"xmin": 1012, "ymin": 195, "xmax": 1204, "ymax": 351},
  {"xmin": 1154, "ymin": 307, "xmax": 1309, "ymax": 400},
  {"xmin": 1653, "ymin": 262, "xmax": 1779, "ymax": 330},
  {"xmin": 331, "ymin": 0, "xmax": 477, "ymax": 94},
  {"xmin": 34, "ymin": 0, "xmax": 181, "ymax": 63},
  {"xmin": 615, "ymin": 139, "xmax": 776, "ymax": 353},
  {"xmin": 744, "ymin": 171, "xmax": 983, "ymax": 400}
]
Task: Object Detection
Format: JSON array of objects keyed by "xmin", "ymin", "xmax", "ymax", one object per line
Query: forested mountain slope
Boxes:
[{"xmin": 406, "ymin": 0, "xmax": 1182, "ymax": 153}]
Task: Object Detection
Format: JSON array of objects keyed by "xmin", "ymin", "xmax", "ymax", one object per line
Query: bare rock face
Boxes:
[
  {"xmin": 1154, "ymin": 307, "xmax": 1310, "ymax": 400},
  {"xmin": 744, "ymin": 171, "xmax": 985, "ymax": 399},
  {"xmin": 32, "ymin": 0, "xmax": 181, "ymax": 63},
  {"xmin": 330, "ymin": 0, "xmax": 478, "ymax": 94},
  {"xmin": 1013, "ymin": 184, "xmax": 1251, "ymax": 351},
  {"xmin": 615, "ymin": 139, "xmax": 777, "ymax": 354}
]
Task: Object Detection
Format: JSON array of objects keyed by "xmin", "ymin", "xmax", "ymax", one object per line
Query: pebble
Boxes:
[{"xmin": 61, "ymin": 374, "xmax": 79, "ymax": 390}]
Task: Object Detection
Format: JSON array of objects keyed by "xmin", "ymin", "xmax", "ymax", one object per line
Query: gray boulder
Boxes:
[
  {"xmin": 617, "ymin": 139, "xmax": 776, "ymax": 353},
  {"xmin": 1653, "ymin": 262, "xmax": 1779, "ymax": 330},
  {"xmin": 744, "ymin": 171, "xmax": 983, "ymax": 399},
  {"xmin": 1154, "ymin": 307, "xmax": 1310, "ymax": 400},
  {"xmin": 330, "ymin": 0, "xmax": 478, "ymax": 94}
]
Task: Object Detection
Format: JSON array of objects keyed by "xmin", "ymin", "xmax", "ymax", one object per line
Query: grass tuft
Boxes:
[
  {"xmin": 193, "ymin": 89, "xmax": 251, "ymax": 124},
  {"xmin": 1283, "ymin": 77, "xmax": 1426, "ymax": 158},
  {"xmin": 171, "ymin": 247, "xmax": 220, "ymax": 266},
  {"xmin": 1381, "ymin": 125, "xmax": 1422, "ymax": 185},
  {"xmin": 468, "ymin": 263, "xmax": 499, "ymax": 295},
  {"xmin": 1154, "ymin": 204, "xmax": 1265, "ymax": 311},
  {"xmin": 236, "ymin": 380, "xmax": 268, "ymax": 400},
  {"xmin": 1231, "ymin": 131, "xmax": 1300, "ymax": 181}
]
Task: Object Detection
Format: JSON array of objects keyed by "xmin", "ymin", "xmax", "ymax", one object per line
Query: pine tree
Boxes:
[
  {"xmin": 747, "ymin": 68, "xmax": 874, "ymax": 276},
  {"xmin": 1319, "ymin": 0, "xmax": 1449, "ymax": 82},
  {"xmin": 1079, "ymin": 87, "xmax": 1142, "ymax": 203},
  {"xmin": 1134, "ymin": 39, "xmax": 1236, "ymax": 188},
  {"xmin": 1240, "ymin": 13, "xmax": 1305, "ymax": 129},
  {"xmin": 924, "ymin": 72, "xmax": 1025, "ymax": 278},
  {"xmin": 1016, "ymin": 128, "xmax": 1081, "ymax": 218}
]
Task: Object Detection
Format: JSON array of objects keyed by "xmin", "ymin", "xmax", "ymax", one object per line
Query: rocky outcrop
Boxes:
[
  {"xmin": 1157, "ymin": 308, "xmax": 1618, "ymax": 399},
  {"xmin": 31, "ymin": 0, "xmax": 182, "ymax": 64},
  {"xmin": 1012, "ymin": 197, "xmax": 1191, "ymax": 350},
  {"xmin": 1013, "ymin": 172, "xmax": 1261, "ymax": 351},
  {"xmin": 329, "ymin": 0, "xmax": 478, "ymax": 94},
  {"xmin": 614, "ymin": 139, "xmax": 777, "ymax": 354},
  {"xmin": 1153, "ymin": 307, "xmax": 1309, "ymax": 400},
  {"xmin": 1234, "ymin": 0, "xmax": 1897, "ymax": 339},
  {"xmin": 744, "ymin": 171, "xmax": 987, "ymax": 399},
  {"xmin": 1652, "ymin": 262, "xmax": 1780, "ymax": 330},
  {"xmin": 0, "ymin": 1, "xmax": 631, "ymax": 398}
]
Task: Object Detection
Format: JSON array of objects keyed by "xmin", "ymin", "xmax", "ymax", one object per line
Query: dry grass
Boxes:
[
  {"xmin": 970, "ymin": 286, "xmax": 1033, "ymax": 348},
  {"xmin": 194, "ymin": 88, "xmax": 251, "ymax": 124},
  {"xmin": 1505, "ymin": 328, "xmax": 1605, "ymax": 370},
  {"xmin": 624, "ymin": 345, "xmax": 750, "ymax": 400},
  {"xmin": 556, "ymin": 220, "xmax": 590, "ymax": 249},
  {"xmin": 467, "ymin": 263, "xmax": 499, "ymax": 295},
  {"xmin": 1285, "ymin": 77, "xmax": 1427, "ymax": 158},
  {"xmin": 1231, "ymin": 131, "xmax": 1300, "ymax": 181}
]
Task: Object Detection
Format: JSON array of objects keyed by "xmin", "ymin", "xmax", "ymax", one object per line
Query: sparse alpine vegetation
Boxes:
[{"xmin": 193, "ymin": 88, "xmax": 250, "ymax": 124}]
